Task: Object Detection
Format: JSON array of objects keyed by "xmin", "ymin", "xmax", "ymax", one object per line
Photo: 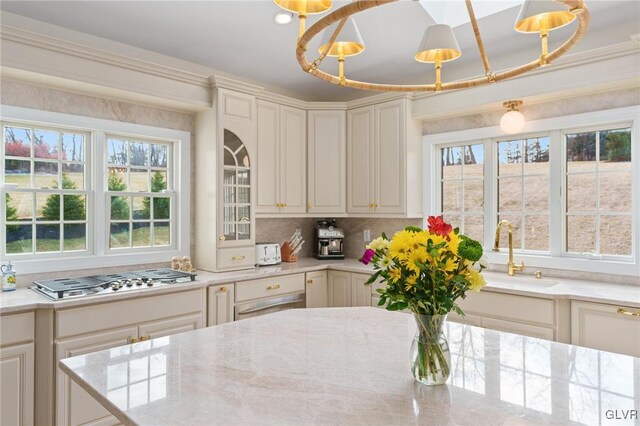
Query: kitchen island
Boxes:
[{"xmin": 60, "ymin": 307, "xmax": 639, "ymax": 425}]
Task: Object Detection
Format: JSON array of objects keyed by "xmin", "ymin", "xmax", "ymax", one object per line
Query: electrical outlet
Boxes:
[{"xmin": 363, "ymin": 229, "xmax": 371, "ymax": 242}]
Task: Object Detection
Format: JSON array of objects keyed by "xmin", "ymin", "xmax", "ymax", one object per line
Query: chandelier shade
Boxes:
[
  {"xmin": 415, "ymin": 24, "xmax": 461, "ymax": 63},
  {"xmin": 515, "ymin": 0, "xmax": 577, "ymax": 33},
  {"xmin": 319, "ymin": 17, "xmax": 365, "ymax": 57},
  {"xmin": 273, "ymin": 0, "xmax": 332, "ymax": 15}
]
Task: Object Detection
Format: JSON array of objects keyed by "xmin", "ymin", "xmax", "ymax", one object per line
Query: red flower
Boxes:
[
  {"xmin": 360, "ymin": 249, "xmax": 375, "ymax": 265},
  {"xmin": 427, "ymin": 216, "xmax": 452, "ymax": 238}
]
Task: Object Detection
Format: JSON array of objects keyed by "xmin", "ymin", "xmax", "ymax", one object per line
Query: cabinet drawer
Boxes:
[
  {"xmin": 56, "ymin": 289, "xmax": 204, "ymax": 339},
  {"xmin": 236, "ymin": 273, "xmax": 305, "ymax": 303},
  {"xmin": 458, "ymin": 291, "xmax": 554, "ymax": 327},
  {"xmin": 482, "ymin": 317, "xmax": 553, "ymax": 341},
  {"xmin": 0, "ymin": 311, "xmax": 34, "ymax": 346},
  {"xmin": 217, "ymin": 247, "xmax": 256, "ymax": 270}
]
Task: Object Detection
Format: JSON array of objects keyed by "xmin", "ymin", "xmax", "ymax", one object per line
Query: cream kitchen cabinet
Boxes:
[
  {"xmin": 55, "ymin": 289, "xmax": 205, "ymax": 426},
  {"xmin": 305, "ymin": 271, "xmax": 328, "ymax": 308},
  {"xmin": 327, "ymin": 271, "xmax": 372, "ymax": 308},
  {"xmin": 256, "ymin": 100, "xmax": 306, "ymax": 215},
  {"xmin": 307, "ymin": 110, "xmax": 346, "ymax": 214},
  {"xmin": 208, "ymin": 284, "xmax": 235, "ymax": 326},
  {"xmin": 347, "ymin": 98, "xmax": 422, "ymax": 216},
  {"xmin": 571, "ymin": 301, "xmax": 640, "ymax": 357},
  {"xmin": 0, "ymin": 311, "xmax": 35, "ymax": 426}
]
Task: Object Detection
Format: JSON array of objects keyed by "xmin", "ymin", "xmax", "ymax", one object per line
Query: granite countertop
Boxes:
[
  {"xmin": 1, "ymin": 258, "xmax": 639, "ymax": 314},
  {"xmin": 59, "ymin": 307, "xmax": 640, "ymax": 426}
]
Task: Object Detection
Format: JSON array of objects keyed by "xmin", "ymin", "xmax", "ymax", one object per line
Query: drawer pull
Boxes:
[
  {"xmin": 266, "ymin": 284, "xmax": 281, "ymax": 290},
  {"xmin": 307, "ymin": 279, "xmax": 313, "ymax": 284},
  {"xmin": 231, "ymin": 256, "xmax": 246, "ymax": 261},
  {"xmin": 617, "ymin": 308, "xmax": 640, "ymax": 317}
]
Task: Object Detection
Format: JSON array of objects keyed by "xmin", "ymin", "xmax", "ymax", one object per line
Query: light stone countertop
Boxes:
[
  {"xmin": 1, "ymin": 258, "xmax": 639, "ymax": 314},
  {"xmin": 59, "ymin": 307, "xmax": 640, "ymax": 426}
]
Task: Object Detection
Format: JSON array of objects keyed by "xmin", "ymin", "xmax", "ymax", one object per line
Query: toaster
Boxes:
[{"xmin": 255, "ymin": 243, "xmax": 281, "ymax": 266}]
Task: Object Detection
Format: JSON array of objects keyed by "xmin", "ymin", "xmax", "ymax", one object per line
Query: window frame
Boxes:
[
  {"xmin": 424, "ymin": 106, "xmax": 639, "ymax": 276},
  {"xmin": 1, "ymin": 106, "xmax": 191, "ymax": 274}
]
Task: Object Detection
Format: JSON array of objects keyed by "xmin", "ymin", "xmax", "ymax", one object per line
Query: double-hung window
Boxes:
[
  {"xmin": 1, "ymin": 106, "xmax": 190, "ymax": 273},
  {"xmin": 427, "ymin": 106, "xmax": 638, "ymax": 275}
]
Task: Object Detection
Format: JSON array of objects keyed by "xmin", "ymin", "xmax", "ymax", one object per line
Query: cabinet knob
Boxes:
[
  {"xmin": 231, "ymin": 256, "xmax": 245, "ymax": 261},
  {"xmin": 266, "ymin": 284, "xmax": 281, "ymax": 290},
  {"xmin": 373, "ymin": 203, "xmax": 378, "ymax": 208},
  {"xmin": 307, "ymin": 203, "xmax": 312, "ymax": 209},
  {"xmin": 219, "ymin": 236, "xmax": 226, "ymax": 241},
  {"xmin": 128, "ymin": 336, "xmax": 139, "ymax": 344},
  {"xmin": 139, "ymin": 335, "xmax": 150, "ymax": 342},
  {"xmin": 220, "ymin": 286, "xmax": 227, "ymax": 293},
  {"xmin": 283, "ymin": 203, "xmax": 287, "ymax": 207},
  {"xmin": 307, "ymin": 279, "xmax": 313, "ymax": 284}
]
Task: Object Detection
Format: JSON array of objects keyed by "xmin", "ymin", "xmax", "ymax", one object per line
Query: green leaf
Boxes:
[
  {"xmin": 365, "ymin": 271, "xmax": 381, "ymax": 285},
  {"xmin": 377, "ymin": 298, "xmax": 386, "ymax": 306}
]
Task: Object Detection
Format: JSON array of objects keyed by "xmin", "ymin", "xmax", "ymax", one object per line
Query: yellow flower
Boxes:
[
  {"xmin": 442, "ymin": 257, "xmax": 457, "ymax": 273},
  {"xmin": 447, "ymin": 232, "xmax": 461, "ymax": 255},
  {"xmin": 466, "ymin": 269, "xmax": 486, "ymax": 292},
  {"xmin": 366, "ymin": 236, "xmax": 390, "ymax": 252},
  {"xmin": 406, "ymin": 247, "xmax": 428, "ymax": 274},
  {"xmin": 388, "ymin": 267, "xmax": 402, "ymax": 283},
  {"xmin": 388, "ymin": 230, "xmax": 413, "ymax": 261},
  {"xmin": 405, "ymin": 273, "xmax": 418, "ymax": 290}
]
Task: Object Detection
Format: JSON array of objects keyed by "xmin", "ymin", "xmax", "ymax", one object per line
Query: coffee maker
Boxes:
[{"xmin": 314, "ymin": 219, "xmax": 345, "ymax": 259}]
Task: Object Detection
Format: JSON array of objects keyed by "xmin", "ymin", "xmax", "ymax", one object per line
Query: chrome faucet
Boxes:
[{"xmin": 493, "ymin": 220, "xmax": 525, "ymax": 276}]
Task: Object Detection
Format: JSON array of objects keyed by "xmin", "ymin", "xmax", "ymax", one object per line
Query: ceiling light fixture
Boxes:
[
  {"xmin": 274, "ymin": 0, "xmax": 589, "ymax": 93},
  {"xmin": 274, "ymin": 11, "xmax": 294, "ymax": 25},
  {"xmin": 500, "ymin": 101, "xmax": 526, "ymax": 134}
]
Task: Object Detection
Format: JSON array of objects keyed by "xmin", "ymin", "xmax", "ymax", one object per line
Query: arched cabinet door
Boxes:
[{"xmin": 219, "ymin": 129, "xmax": 252, "ymax": 247}]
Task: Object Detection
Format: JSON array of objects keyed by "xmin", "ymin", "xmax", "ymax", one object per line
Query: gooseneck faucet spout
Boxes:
[{"xmin": 493, "ymin": 220, "xmax": 525, "ymax": 276}]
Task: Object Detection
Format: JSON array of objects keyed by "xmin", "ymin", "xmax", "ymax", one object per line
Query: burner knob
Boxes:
[
  {"xmin": 111, "ymin": 283, "xmax": 121, "ymax": 291},
  {"xmin": 136, "ymin": 279, "xmax": 144, "ymax": 286},
  {"xmin": 147, "ymin": 281, "xmax": 154, "ymax": 287},
  {"xmin": 124, "ymin": 280, "xmax": 133, "ymax": 287}
]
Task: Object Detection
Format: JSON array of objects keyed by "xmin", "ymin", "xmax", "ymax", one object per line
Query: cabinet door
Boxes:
[
  {"xmin": 571, "ymin": 301, "xmax": 640, "ymax": 357},
  {"xmin": 350, "ymin": 273, "xmax": 372, "ymax": 307},
  {"xmin": 306, "ymin": 271, "xmax": 328, "ymax": 308},
  {"xmin": 347, "ymin": 106, "xmax": 375, "ymax": 213},
  {"xmin": 280, "ymin": 106, "xmax": 306, "ymax": 213},
  {"xmin": 0, "ymin": 343, "xmax": 34, "ymax": 426},
  {"xmin": 374, "ymin": 99, "xmax": 405, "ymax": 214},
  {"xmin": 56, "ymin": 327, "xmax": 138, "ymax": 426},
  {"xmin": 256, "ymin": 100, "xmax": 280, "ymax": 213},
  {"xmin": 308, "ymin": 110, "xmax": 346, "ymax": 214},
  {"xmin": 208, "ymin": 285, "xmax": 235, "ymax": 326},
  {"xmin": 328, "ymin": 271, "xmax": 351, "ymax": 307},
  {"xmin": 138, "ymin": 313, "xmax": 202, "ymax": 340}
]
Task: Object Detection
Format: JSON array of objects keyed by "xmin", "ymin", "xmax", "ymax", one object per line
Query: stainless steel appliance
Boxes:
[
  {"xmin": 314, "ymin": 219, "xmax": 345, "ymax": 259},
  {"xmin": 255, "ymin": 243, "xmax": 281, "ymax": 266},
  {"xmin": 32, "ymin": 268, "xmax": 196, "ymax": 300},
  {"xmin": 234, "ymin": 292, "xmax": 305, "ymax": 321}
]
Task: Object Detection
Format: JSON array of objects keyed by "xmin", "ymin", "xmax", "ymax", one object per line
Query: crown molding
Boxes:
[{"xmin": 209, "ymin": 75, "xmax": 264, "ymax": 96}]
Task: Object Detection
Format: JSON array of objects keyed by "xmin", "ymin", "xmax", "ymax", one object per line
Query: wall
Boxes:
[
  {"xmin": 423, "ymin": 87, "xmax": 640, "ymax": 134},
  {"xmin": 1, "ymin": 79, "xmax": 197, "ymax": 271}
]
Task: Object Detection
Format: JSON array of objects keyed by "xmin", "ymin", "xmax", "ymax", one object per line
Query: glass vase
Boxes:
[{"xmin": 410, "ymin": 314, "xmax": 450, "ymax": 386}]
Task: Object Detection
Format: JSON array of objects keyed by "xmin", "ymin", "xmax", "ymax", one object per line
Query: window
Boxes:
[
  {"xmin": 426, "ymin": 106, "xmax": 638, "ymax": 275},
  {"xmin": 106, "ymin": 137, "xmax": 173, "ymax": 249},
  {"xmin": 1, "ymin": 106, "xmax": 190, "ymax": 273},
  {"xmin": 565, "ymin": 127, "xmax": 632, "ymax": 256},
  {"xmin": 497, "ymin": 136, "xmax": 550, "ymax": 251},
  {"xmin": 439, "ymin": 143, "xmax": 484, "ymax": 242},
  {"xmin": 3, "ymin": 124, "xmax": 89, "ymax": 254}
]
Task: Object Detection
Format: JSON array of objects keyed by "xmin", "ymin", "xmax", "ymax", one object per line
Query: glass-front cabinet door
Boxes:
[{"xmin": 221, "ymin": 129, "xmax": 251, "ymax": 245}]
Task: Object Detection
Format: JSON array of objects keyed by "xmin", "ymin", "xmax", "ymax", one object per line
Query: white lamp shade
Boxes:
[
  {"xmin": 515, "ymin": 0, "xmax": 576, "ymax": 33},
  {"xmin": 500, "ymin": 110, "xmax": 526, "ymax": 134},
  {"xmin": 415, "ymin": 24, "xmax": 461, "ymax": 63},
  {"xmin": 319, "ymin": 17, "xmax": 365, "ymax": 57}
]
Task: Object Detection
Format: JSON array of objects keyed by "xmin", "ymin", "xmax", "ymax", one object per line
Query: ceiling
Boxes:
[{"xmin": 1, "ymin": 1, "xmax": 638, "ymax": 101}]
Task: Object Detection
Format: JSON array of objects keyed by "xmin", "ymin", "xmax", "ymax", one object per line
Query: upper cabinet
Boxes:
[
  {"xmin": 256, "ymin": 100, "xmax": 306, "ymax": 215},
  {"xmin": 307, "ymin": 110, "xmax": 346, "ymax": 214},
  {"xmin": 347, "ymin": 98, "xmax": 422, "ymax": 217}
]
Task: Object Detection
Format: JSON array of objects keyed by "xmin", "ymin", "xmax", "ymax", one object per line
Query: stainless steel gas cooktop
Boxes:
[{"xmin": 32, "ymin": 268, "xmax": 196, "ymax": 300}]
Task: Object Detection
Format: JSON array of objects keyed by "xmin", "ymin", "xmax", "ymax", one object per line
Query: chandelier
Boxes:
[{"xmin": 274, "ymin": 0, "xmax": 590, "ymax": 93}]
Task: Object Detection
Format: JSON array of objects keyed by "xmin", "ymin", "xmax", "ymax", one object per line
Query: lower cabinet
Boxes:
[
  {"xmin": 55, "ymin": 290, "xmax": 205, "ymax": 426},
  {"xmin": 305, "ymin": 271, "xmax": 328, "ymax": 308},
  {"xmin": 327, "ymin": 271, "xmax": 372, "ymax": 308},
  {"xmin": 571, "ymin": 300, "xmax": 640, "ymax": 357},
  {"xmin": 0, "ymin": 311, "xmax": 35, "ymax": 426},
  {"xmin": 208, "ymin": 284, "xmax": 235, "ymax": 326}
]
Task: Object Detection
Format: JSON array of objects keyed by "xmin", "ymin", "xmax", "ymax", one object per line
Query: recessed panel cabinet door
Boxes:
[
  {"xmin": 138, "ymin": 313, "xmax": 202, "ymax": 340},
  {"xmin": 208, "ymin": 285, "xmax": 234, "ymax": 326},
  {"xmin": 374, "ymin": 99, "xmax": 405, "ymax": 214},
  {"xmin": 350, "ymin": 273, "xmax": 372, "ymax": 307},
  {"xmin": 0, "ymin": 343, "xmax": 34, "ymax": 426},
  {"xmin": 306, "ymin": 271, "xmax": 328, "ymax": 308},
  {"xmin": 347, "ymin": 106, "xmax": 375, "ymax": 213},
  {"xmin": 56, "ymin": 327, "xmax": 138, "ymax": 426},
  {"xmin": 256, "ymin": 100, "xmax": 280, "ymax": 213},
  {"xmin": 280, "ymin": 106, "xmax": 307, "ymax": 213},
  {"xmin": 308, "ymin": 110, "xmax": 346, "ymax": 214},
  {"xmin": 328, "ymin": 271, "xmax": 351, "ymax": 307}
]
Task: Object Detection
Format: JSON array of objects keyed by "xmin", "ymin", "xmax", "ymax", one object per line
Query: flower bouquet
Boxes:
[{"xmin": 360, "ymin": 216, "xmax": 486, "ymax": 385}]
